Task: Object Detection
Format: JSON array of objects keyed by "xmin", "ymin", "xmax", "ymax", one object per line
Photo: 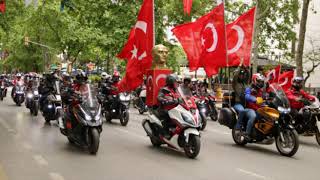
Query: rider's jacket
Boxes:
[
  {"xmin": 13, "ymin": 79, "xmax": 24, "ymax": 86},
  {"xmin": 286, "ymin": 88, "xmax": 315, "ymax": 109},
  {"xmin": 157, "ymin": 86, "xmax": 180, "ymax": 111}
]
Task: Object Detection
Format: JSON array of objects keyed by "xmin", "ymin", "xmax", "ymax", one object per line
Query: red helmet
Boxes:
[
  {"xmin": 113, "ymin": 71, "xmax": 120, "ymax": 77},
  {"xmin": 252, "ymin": 73, "xmax": 265, "ymax": 89}
]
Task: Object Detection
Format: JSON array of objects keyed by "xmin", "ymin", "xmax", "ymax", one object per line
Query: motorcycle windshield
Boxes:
[
  {"xmin": 55, "ymin": 81, "xmax": 61, "ymax": 95},
  {"xmin": 79, "ymin": 84, "xmax": 99, "ymax": 112},
  {"xmin": 269, "ymin": 83, "xmax": 290, "ymax": 108}
]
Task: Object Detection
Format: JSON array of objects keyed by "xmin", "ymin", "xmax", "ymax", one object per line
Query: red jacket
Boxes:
[{"xmin": 286, "ymin": 88, "xmax": 315, "ymax": 109}]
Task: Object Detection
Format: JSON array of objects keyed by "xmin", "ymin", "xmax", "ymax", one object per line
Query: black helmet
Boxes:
[
  {"xmin": 166, "ymin": 74, "xmax": 178, "ymax": 88},
  {"xmin": 292, "ymin": 77, "xmax": 304, "ymax": 91},
  {"xmin": 75, "ymin": 71, "xmax": 88, "ymax": 83},
  {"xmin": 183, "ymin": 75, "xmax": 191, "ymax": 84}
]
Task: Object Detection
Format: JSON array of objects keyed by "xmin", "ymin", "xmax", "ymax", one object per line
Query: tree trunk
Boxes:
[
  {"xmin": 295, "ymin": 0, "xmax": 311, "ymax": 77},
  {"xmin": 251, "ymin": 0, "xmax": 261, "ymax": 74}
]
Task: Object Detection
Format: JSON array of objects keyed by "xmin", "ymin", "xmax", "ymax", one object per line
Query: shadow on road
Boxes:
[
  {"xmin": 146, "ymin": 145, "xmax": 197, "ymax": 160},
  {"xmin": 299, "ymin": 139, "xmax": 320, "ymax": 149}
]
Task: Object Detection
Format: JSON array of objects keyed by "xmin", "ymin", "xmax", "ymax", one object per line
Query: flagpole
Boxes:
[
  {"xmin": 250, "ymin": 1, "xmax": 258, "ymax": 74},
  {"xmin": 153, "ymin": 0, "xmax": 155, "ymax": 47}
]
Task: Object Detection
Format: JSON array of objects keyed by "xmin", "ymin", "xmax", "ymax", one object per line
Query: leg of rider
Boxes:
[
  {"xmin": 245, "ymin": 109, "xmax": 257, "ymax": 136},
  {"xmin": 234, "ymin": 103, "xmax": 245, "ymax": 130}
]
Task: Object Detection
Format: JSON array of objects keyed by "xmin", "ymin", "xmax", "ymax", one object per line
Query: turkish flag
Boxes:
[
  {"xmin": 172, "ymin": 3, "xmax": 226, "ymax": 76},
  {"xmin": 199, "ymin": 4, "xmax": 227, "ymax": 76},
  {"xmin": 183, "ymin": 0, "xmax": 193, "ymax": 15},
  {"xmin": 0, "ymin": 0, "xmax": 5, "ymax": 13},
  {"xmin": 265, "ymin": 64, "xmax": 281, "ymax": 84},
  {"xmin": 227, "ymin": 7, "xmax": 255, "ymax": 66},
  {"xmin": 117, "ymin": 0, "xmax": 154, "ymax": 92},
  {"xmin": 279, "ymin": 70, "xmax": 294, "ymax": 91}
]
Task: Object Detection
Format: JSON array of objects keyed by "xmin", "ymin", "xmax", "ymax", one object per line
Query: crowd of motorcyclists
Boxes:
[{"xmin": 0, "ymin": 65, "xmax": 320, "ymax": 158}]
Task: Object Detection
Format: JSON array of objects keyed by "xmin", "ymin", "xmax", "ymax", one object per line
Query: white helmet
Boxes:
[
  {"xmin": 101, "ymin": 72, "xmax": 110, "ymax": 79},
  {"xmin": 16, "ymin": 73, "xmax": 22, "ymax": 78}
]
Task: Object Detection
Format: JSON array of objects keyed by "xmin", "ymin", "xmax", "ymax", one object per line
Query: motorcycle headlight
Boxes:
[
  {"xmin": 182, "ymin": 113, "xmax": 194, "ymax": 125},
  {"xmin": 48, "ymin": 104, "xmax": 53, "ymax": 109},
  {"xmin": 27, "ymin": 93, "xmax": 33, "ymax": 98},
  {"xmin": 278, "ymin": 107, "xmax": 291, "ymax": 114},
  {"xmin": 56, "ymin": 95, "xmax": 61, "ymax": 101},
  {"xmin": 34, "ymin": 91, "xmax": 39, "ymax": 96},
  {"xmin": 119, "ymin": 95, "xmax": 126, "ymax": 101},
  {"xmin": 85, "ymin": 113, "xmax": 92, "ymax": 121},
  {"xmin": 200, "ymin": 108, "xmax": 206, "ymax": 113},
  {"xmin": 125, "ymin": 95, "xmax": 131, "ymax": 101},
  {"xmin": 94, "ymin": 106, "xmax": 101, "ymax": 121}
]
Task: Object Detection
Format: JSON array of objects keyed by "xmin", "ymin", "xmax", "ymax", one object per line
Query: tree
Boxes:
[
  {"xmin": 303, "ymin": 38, "xmax": 320, "ymax": 84},
  {"xmin": 295, "ymin": 0, "xmax": 311, "ymax": 77}
]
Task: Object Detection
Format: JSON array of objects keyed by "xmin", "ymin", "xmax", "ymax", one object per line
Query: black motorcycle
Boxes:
[
  {"xmin": 0, "ymin": 81, "xmax": 7, "ymax": 101},
  {"xmin": 137, "ymin": 88, "xmax": 148, "ymax": 114},
  {"xmin": 196, "ymin": 99, "xmax": 207, "ymax": 130},
  {"xmin": 60, "ymin": 84, "xmax": 103, "ymax": 154},
  {"xmin": 13, "ymin": 82, "xmax": 25, "ymax": 106},
  {"xmin": 290, "ymin": 97, "xmax": 320, "ymax": 145},
  {"xmin": 26, "ymin": 87, "xmax": 40, "ymax": 116},
  {"xmin": 103, "ymin": 92, "xmax": 130, "ymax": 126},
  {"xmin": 41, "ymin": 80, "xmax": 63, "ymax": 124}
]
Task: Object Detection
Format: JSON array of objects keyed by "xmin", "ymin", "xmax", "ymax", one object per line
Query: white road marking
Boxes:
[
  {"xmin": 236, "ymin": 168, "xmax": 272, "ymax": 180},
  {"xmin": 49, "ymin": 173, "xmax": 65, "ymax": 180},
  {"xmin": 22, "ymin": 142, "xmax": 33, "ymax": 150},
  {"xmin": 114, "ymin": 127, "xmax": 147, "ymax": 140},
  {"xmin": 33, "ymin": 155, "xmax": 48, "ymax": 166}
]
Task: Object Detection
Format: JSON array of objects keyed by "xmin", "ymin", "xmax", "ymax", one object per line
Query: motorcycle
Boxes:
[
  {"xmin": 60, "ymin": 84, "xmax": 103, "ymax": 154},
  {"xmin": 218, "ymin": 83, "xmax": 299, "ymax": 157},
  {"xmin": 137, "ymin": 87, "xmax": 148, "ymax": 114},
  {"xmin": 196, "ymin": 98, "xmax": 208, "ymax": 130},
  {"xmin": 103, "ymin": 92, "xmax": 131, "ymax": 126},
  {"xmin": 41, "ymin": 80, "xmax": 63, "ymax": 124},
  {"xmin": 142, "ymin": 87, "xmax": 201, "ymax": 159},
  {"xmin": 290, "ymin": 97, "xmax": 320, "ymax": 145},
  {"xmin": 0, "ymin": 81, "xmax": 7, "ymax": 101},
  {"xmin": 13, "ymin": 82, "xmax": 25, "ymax": 106},
  {"xmin": 206, "ymin": 94, "xmax": 218, "ymax": 121},
  {"xmin": 26, "ymin": 87, "xmax": 40, "ymax": 116}
]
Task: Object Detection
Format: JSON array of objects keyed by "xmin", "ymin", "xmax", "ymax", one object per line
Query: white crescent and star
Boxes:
[
  {"xmin": 279, "ymin": 78, "xmax": 288, "ymax": 87},
  {"xmin": 227, "ymin": 25, "xmax": 245, "ymax": 54},
  {"xmin": 156, "ymin": 74, "xmax": 167, "ymax": 87},
  {"xmin": 130, "ymin": 21, "xmax": 148, "ymax": 61},
  {"xmin": 201, "ymin": 23, "xmax": 218, "ymax": 52}
]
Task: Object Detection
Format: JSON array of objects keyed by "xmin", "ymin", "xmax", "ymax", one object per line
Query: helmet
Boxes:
[
  {"xmin": 183, "ymin": 75, "xmax": 191, "ymax": 84},
  {"xmin": 75, "ymin": 71, "xmax": 87, "ymax": 83},
  {"xmin": 252, "ymin": 73, "xmax": 265, "ymax": 89},
  {"xmin": 238, "ymin": 67, "xmax": 250, "ymax": 82},
  {"xmin": 16, "ymin": 73, "xmax": 22, "ymax": 78},
  {"xmin": 101, "ymin": 72, "xmax": 110, "ymax": 80},
  {"xmin": 292, "ymin": 76, "xmax": 304, "ymax": 91},
  {"xmin": 112, "ymin": 71, "xmax": 120, "ymax": 82},
  {"xmin": 166, "ymin": 74, "xmax": 178, "ymax": 88}
]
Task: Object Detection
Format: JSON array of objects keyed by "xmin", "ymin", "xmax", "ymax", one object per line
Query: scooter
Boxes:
[
  {"xmin": 0, "ymin": 81, "xmax": 7, "ymax": 101},
  {"xmin": 137, "ymin": 87, "xmax": 148, "ymax": 114},
  {"xmin": 26, "ymin": 88, "xmax": 40, "ymax": 116},
  {"xmin": 142, "ymin": 87, "xmax": 201, "ymax": 159},
  {"xmin": 60, "ymin": 84, "xmax": 103, "ymax": 154},
  {"xmin": 104, "ymin": 92, "xmax": 131, "ymax": 126},
  {"xmin": 13, "ymin": 82, "xmax": 25, "ymax": 106}
]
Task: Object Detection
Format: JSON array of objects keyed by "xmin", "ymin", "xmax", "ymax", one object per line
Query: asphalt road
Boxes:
[{"xmin": 0, "ymin": 89, "xmax": 320, "ymax": 180}]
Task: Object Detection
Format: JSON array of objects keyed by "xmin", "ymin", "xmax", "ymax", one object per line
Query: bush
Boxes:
[{"xmin": 89, "ymin": 75, "xmax": 101, "ymax": 84}]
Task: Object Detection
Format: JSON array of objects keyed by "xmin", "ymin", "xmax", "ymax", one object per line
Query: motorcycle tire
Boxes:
[
  {"xmin": 33, "ymin": 103, "xmax": 39, "ymax": 116},
  {"xmin": 120, "ymin": 111, "xmax": 129, "ymax": 126},
  {"xmin": 275, "ymin": 129, "xmax": 299, "ymax": 157},
  {"xmin": 88, "ymin": 128, "xmax": 100, "ymax": 155},
  {"xmin": 232, "ymin": 129, "xmax": 247, "ymax": 146},
  {"xmin": 150, "ymin": 137, "xmax": 162, "ymax": 147},
  {"xmin": 315, "ymin": 129, "xmax": 320, "ymax": 146},
  {"xmin": 138, "ymin": 108, "xmax": 144, "ymax": 115},
  {"xmin": 30, "ymin": 107, "xmax": 33, "ymax": 114},
  {"xmin": 184, "ymin": 135, "xmax": 201, "ymax": 159},
  {"xmin": 200, "ymin": 113, "xmax": 207, "ymax": 131},
  {"xmin": 68, "ymin": 137, "xmax": 75, "ymax": 144},
  {"xmin": 0, "ymin": 96, "xmax": 3, "ymax": 101},
  {"xmin": 104, "ymin": 111, "xmax": 112, "ymax": 122},
  {"xmin": 210, "ymin": 108, "xmax": 218, "ymax": 121}
]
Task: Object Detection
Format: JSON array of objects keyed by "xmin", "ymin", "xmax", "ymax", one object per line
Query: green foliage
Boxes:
[{"xmin": 88, "ymin": 74, "xmax": 101, "ymax": 84}]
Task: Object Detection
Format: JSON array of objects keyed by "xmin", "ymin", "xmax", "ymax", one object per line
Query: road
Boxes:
[{"xmin": 0, "ymin": 89, "xmax": 319, "ymax": 180}]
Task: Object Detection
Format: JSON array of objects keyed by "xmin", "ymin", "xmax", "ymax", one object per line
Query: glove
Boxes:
[{"xmin": 256, "ymin": 97, "xmax": 264, "ymax": 105}]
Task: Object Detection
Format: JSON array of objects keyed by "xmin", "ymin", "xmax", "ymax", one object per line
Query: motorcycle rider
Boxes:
[
  {"xmin": 180, "ymin": 75, "xmax": 192, "ymax": 96},
  {"xmin": 286, "ymin": 77, "xmax": 315, "ymax": 118},
  {"xmin": 0, "ymin": 74, "xmax": 7, "ymax": 97},
  {"xmin": 157, "ymin": 74, "xmax": 181, "ymax": 135},
  {"xmin": 241, "ymin": 73, "xmax": 266, "ymax": 140},
  {"xmin": 11, "ymin": 73, "xmax": 24, "ymax": 98},
  {"xmin": 233, "ymin": 67, "xmax": 254, "ymax": 133}
]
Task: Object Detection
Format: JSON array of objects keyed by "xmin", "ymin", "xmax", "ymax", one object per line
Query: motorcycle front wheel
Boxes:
[
  {"xmin": 232, "ymin": 129, "xmax": 247, "ymax": 146},
  {"xmin": 275, "ymin": 129, "xmax": 299, "ymax": 157},
  {"xmin": 120, "ymin": 111, "xmax": 129, "ymax": 126},
  {"xmin": 33, "ymin": 102, "xmax": 39, "ymax": 116},
  {"xmin": 88, "ymin": 128, "xmax": 100, "ymax": 155},
  {"xmin": 210, "ymin": 108, "xmax": 218, "ymax": 121},
  {"xmin": 315, "ymin": 129, "xmax": 320, "ymax": 146},
  {"xmin": 184, "ymin": 135, "xmax": 201, "ymax": 159},
  {"xmin": 200, "ymin": 113, "xmax": 207, "ymax": 131}
]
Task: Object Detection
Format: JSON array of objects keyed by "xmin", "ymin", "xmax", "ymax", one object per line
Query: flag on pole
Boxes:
[
  {"xmin": 0, "ymin": 0, "xmax": 5, "ymax": 13},
  {"xmin": 265, "ymin": 64, "xmax": 281, "ymax": 84},
  {"xmin": 279, "ymin": 70, "xmax": 294, "ymax": 91},
  {"xmin": 117, "ymin": 0, "xmax": 154, "ymax": 92},
  {"xmin": 172, "ymin": 3, "xmax": 227, "ymax": 76},
  {"xmin": 183, "ymin": 0, "xmax": 193, "ymax": 15},
  {"xmin": 226, "ymin": 7, "xmax": 256, "ymax": 67}
]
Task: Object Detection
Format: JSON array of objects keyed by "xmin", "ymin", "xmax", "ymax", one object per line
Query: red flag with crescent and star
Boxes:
[
  {"xmin": 265, "ymin": 64, "xmax": 281, "ymax": 84},
  {"xmin": 117, "ymin": 0, "xmax": 154, "ymax": 92},
  {"xmin": 0, "ymin": 0, "xmax": 5, "ymax": 13},
  {"xmin": 172, "ymin": 3, "xmax": 226, "ymax": 76},
  {"xmin": 226, "ymin": 7, "xmax": 256, "ymax": 67},
  {"xmin": 279, "ymin": 70, "xmax": 294, "ymax": 91}
]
